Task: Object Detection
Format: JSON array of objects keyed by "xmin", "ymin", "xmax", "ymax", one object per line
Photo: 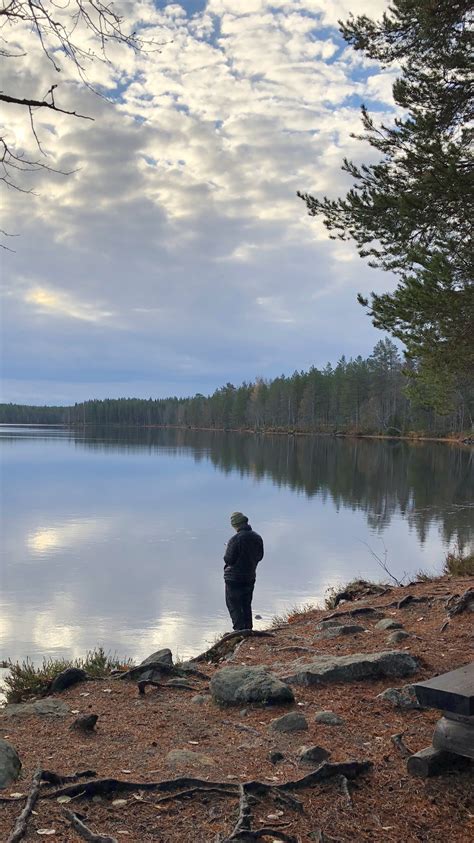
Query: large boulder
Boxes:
[
  {"xmin": 2, "ymin": 698, "xmax": 70, "ymax": 718},
  {"xmin": 283, "ymin": 651, "xmax": 419, "ymax": 686},
  {"xmin": 123, "ymin": 649, "xmax": 174, "ymax": 683},
  {"xmin": 140, "ymin": 649, "xmax": 173, "ymax": 668},
  {"xmin": 0, "ymin": 739, "xmax": 21, "ymax": 789},
  {"xmin": 210, "ymin": 666, "xmax": 294, "ymax": 706}
]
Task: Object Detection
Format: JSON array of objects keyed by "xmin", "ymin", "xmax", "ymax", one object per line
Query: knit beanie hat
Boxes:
[{"xmin": 230, "ymin": 511, "xmax": 248, "ymax": 528}]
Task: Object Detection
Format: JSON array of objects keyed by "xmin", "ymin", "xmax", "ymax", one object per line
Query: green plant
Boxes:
[
  {"xmin": 3, "ymin": 647, "xmax": 133, "ymax": 703},
  {"xmin": 443, "ymin": 544, "xmax": 474, "ymax": 577}
]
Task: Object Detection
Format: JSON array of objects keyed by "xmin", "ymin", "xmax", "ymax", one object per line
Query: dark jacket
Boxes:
[{"xmin": 224, "ymin": 523, "xmax": 264, "ymax": 583}]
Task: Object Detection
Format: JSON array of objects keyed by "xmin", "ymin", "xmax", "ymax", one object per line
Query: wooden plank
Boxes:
[{"xmin": 413, "ymin": 663, "xmax": 474, "ymax": 716}]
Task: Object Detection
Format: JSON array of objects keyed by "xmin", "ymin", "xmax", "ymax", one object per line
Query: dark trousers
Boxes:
[{"xmin": 225, "ymin": 581, "xmax": 255, "ymax": 631}]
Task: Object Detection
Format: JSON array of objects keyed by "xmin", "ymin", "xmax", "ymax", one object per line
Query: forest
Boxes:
[{"xmin": 0, "ymin": 339, "xmax": 471, "ymax": 435}]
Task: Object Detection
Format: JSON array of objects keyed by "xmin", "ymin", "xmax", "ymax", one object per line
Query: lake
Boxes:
[{"xmin": 0, "ymin": 425, "xmax": 472, "ymax": 667}]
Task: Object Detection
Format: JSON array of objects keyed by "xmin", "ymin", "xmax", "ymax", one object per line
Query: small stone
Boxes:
[
  {"xmin": 387, "ymin": 630, "xmax": 410, "ymax": 644},
  {"xmin": 314, "ymin": 711, "xmax": 345, "ymax": 726},
  {"xmin": 239, "ymin": 709, "xmax": 248, "ymax": 716},
  {"xmin": 255, "ymin": 614, "xmax": 263, "ymax": 620},
  {"xmin": 70, "ymin": 714, "xmax": 98, "ymax": 732},
  {"xmin": 268, "ymin": 750, "xmax": 285, "ymax": 764},
  {"xmin": 112, "ymin": 799, "xmax": 128, "ymax": 807},
  {"xmin": 269, "ymin": 712, "xmax": 308, "ymax": 733},
  {"xmin": 3, "ymin": 698, "xmax": 69, "ymax": 718},
  {"xmin": 378, "ymin": 684, "xmax": 425, "ymax": 710},
  {"xmin": 375, "ymin": 618, "xmax": 404, "ymax": 631},
  {"xmin": 320, "ymin": 624, "xmax": 366, "ymax": 639},
  {"xmin": 166, "ymin": 749, "xmax": 215, "ymax": 768},
  {"xmin": 191, "ymin": 694, "xmax": 211, "ymax": 705},
  {"xmin": 298, "ymin": 745, "xmax": 330, "ymax": 765},
  {"xmin": 0, "ymin": 739, "xmax": 22, "ymax": 788}
]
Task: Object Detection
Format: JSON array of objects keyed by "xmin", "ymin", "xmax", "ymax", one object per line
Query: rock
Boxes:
[
  {"xmin": 377, "ymin": 684, "xmax": 425, "ymax": 710},
  {"xmin": 375, "ymin": 618, "xmax": 403, "ymax": 631},
  {"xmin": 387, "ymin": 630, "xmax": 410, "ymax": 644},
  {"xmin": 3, "ymin": 698, "xmax": 70, "ymax": 718},
  {"xmin": 255, "ymin": 614, "xmax": 263, "ymax": 620},
  {"xmin": 70, "ymin": 714, "xmax": 98, "ymax": 732},
  {"xmin": 0, "ymin": 739, "xmax": 22, "ymax": 789},
  {"xmin": 140, "ymin": 649, "xmax": 173, "ymax": 668},
  {"xmin": 269, "ymin": 711, "xmax": 308, "ymax": 733},
  {"xmin": 50, "ymin": 667, "xmax": 88, "ymax": 693},
  {"xmin": 210, "ymin": 666, "xmax": 294, "ymax": 706},
  {"xmin": 165, "ymin": 678, "xmax": 194, "ymax": 689},
  {"xmin": 298, "ymin": 745, "xmax": 330, "ymax": 765},
  {"xmin": 319, "ymin": 624, "xmax": 366, "ymax": 639},
  {"xmin": 166, "ymin": 749, "xmax": 215, "ymax": 768},
  {"xmin": 315, "ymin": 619, "xmax": 344, "ymax": 630},
  {"xmin": 268, "ymin": 750, "xmax": 285, "ymax": 764},
  {"xmin": 191, "ymin": 694, "xmax": 211, "ymax": 705},
  {"xmin": 314, "ymin": 710, "xmax": 345, "ymax": 726},
  {"xmin": 283, "ymin": 651, "xmax": 419, "ymax": 686}
]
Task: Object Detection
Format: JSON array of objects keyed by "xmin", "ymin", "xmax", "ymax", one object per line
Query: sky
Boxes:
[{"xmin": 0, "ymin": 0, "xmax": 398, "ymax": 406}]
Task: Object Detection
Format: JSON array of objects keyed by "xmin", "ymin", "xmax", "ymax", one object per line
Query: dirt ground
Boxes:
[{"xmin": 1, "ymin": 575, "xmax": 473, "ymax": 842}]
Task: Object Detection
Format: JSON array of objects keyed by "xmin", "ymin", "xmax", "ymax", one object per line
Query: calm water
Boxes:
[{"xmin": 0, "ymin": 426, "xmax": 472, "ymax": 666}]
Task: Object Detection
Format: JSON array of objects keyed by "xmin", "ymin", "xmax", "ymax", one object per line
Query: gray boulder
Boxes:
[
  {"xmin": 140, "ymin": 649, "xmax": 173, "ymax": 668},
  {"xmin": 210, "ymin": 666, "xmax": 294, "ymax": 706},
  {"xmin": 269, "ymin": 711, "xmax": 308, "ymax": 732},
  {"xmin": 298, "ymin": 745, "xmax": 330, "ymax": 765},
  {"xmin": 375, "ymin": 618, "xmax": 403, "ymax": 631},
  {"xmin": 377, "ymin": 684, "xmax": 425, "ymax": 710},
  {"xmin": 191, "ymin": 694, "xmax": 211, "ymax": 705},
  {"xmin": 0, "ymin": 739, "xmax": 22, "ymax": 789},
  {"xmin": 125, "ymin": 649, "xmax": 174, "ymax": 683},
  {"xmin": 3, "ymin": 698, "xmax": 70, "ymax": 718},
  {"xmin": 314, "ymin": 710, "xmax": 345, "ymax": 726},
  {"xmin": 387, "ymin": 630, "xmax": 410, "ymax": 644},
  {"xmin": 283, "ymin": 651, "xmax": 419, "ymax": 686}
]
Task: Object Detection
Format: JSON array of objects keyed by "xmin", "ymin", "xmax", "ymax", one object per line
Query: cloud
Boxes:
[{"xmin": 1, "ymin": 0, "xmax": 400, "ymax": 403}]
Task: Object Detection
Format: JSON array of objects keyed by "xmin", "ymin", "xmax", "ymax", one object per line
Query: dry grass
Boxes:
[{"xmin": 443, "ymin": 543, "xmax": 474, "ymax": 577}]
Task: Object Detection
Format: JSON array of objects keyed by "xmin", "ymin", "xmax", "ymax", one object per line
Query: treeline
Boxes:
[{"xmin": 0, "ymin": 340, "xmax": 471, "ymax": 434}]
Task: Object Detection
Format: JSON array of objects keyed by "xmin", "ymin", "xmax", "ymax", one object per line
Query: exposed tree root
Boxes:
[
  {"xmin": 223, "ymin": 783, "xmax": 298, "ymax": 842},
  {"xmin": 41, "ymin": 769, "xmax": 97, "ymax": 786},
  {"xmin": 192, "ymin": 630, "xmax": 275, "ymax": 664},
  {"xmin": 391, "ymin": 733, "xmax": 413, "ymax": 758},
  {"xmin": 63, "ymin": 808, "xmax": 118, "ymax": 842},
  {"xmin": 337, "ymin": 774, "xmax": 352, "ymax": 807},
  {"xmin": 137, "ymin": 679, "xmax": 195, "ymax": 695},
  {"xmin": 7, "ymin": 768, "xmax": 42, "ymax": 843},
  {"xmin": 446, "ymin": 588, "xmax": 474, "ymax": 617}
]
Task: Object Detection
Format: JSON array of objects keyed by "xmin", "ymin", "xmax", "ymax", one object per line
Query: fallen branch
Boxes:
[
  {"xmin": 41, "ymin": 769, "xmax": 97, "ymax": 786},
  {"xmin": 391, "ymin": 733, "xmax": 413, "ymax": 758},
  {"xmin": 44, "ymin": 761, "xmax": 372, "ymax": 801},
  {"xmin": 192, "ymin": 630, "xmax": 275, "ymax": 664},
  {"xmin": 63, "ymin": 808, "xmax": 117, "ymax": 842},
  {"xmin": 337, "ymin": 775, "xmax": 352, "ymax": 807},
  {"xmin": 7, "ymin": 768, "xmax": 42, "ymax": 843}
]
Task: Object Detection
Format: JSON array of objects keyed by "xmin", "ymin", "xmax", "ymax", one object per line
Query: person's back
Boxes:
[{"xmin": 223, "ymin": 512, "xmax": 264, "ymax": 631}]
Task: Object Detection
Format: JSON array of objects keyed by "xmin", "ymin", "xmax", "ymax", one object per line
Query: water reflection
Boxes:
[{"xmin": 0, "ymin": 426, "xmax": 472, "ymax": 667}]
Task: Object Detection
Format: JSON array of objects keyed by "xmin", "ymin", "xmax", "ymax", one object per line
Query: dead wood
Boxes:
[
  {"xmin": 63, "ymin": 808, "xmax": 117, "ymax": 842},
  {"xmin": 337, "ymin": 775, "xmax": 352, "ymax": 806},
  {"xmin": 192, "ymin": 630, "xmax": 275, "ymax": 663},
  {"xmin": 41, "ymin": 769, "xmax": 97, "ymax": 786},
  {"xmin": 445, "ymin": 588, "xmax": 474, "ymax": 617},
  {"xmin": 44, "ymin": 760, "xmax": 372, "ymax": 802},
  {"xmin": 137, "ymin": 679, "xmax": 195, "ymax": 695},
  {"xmin": 391, "ymin": 733, "xmax": 413, "ymax": 758},
  {"xmin": 7, "ymin": 768, "xmax": 42, "ymax": 843}
]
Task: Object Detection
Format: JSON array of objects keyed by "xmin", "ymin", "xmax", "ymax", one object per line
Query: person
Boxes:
[{"xmin": 223, "ymin": 511, "xmax": 264, "ymax": 631}]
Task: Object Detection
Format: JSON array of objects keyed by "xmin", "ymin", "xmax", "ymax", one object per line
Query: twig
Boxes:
[
  {"xmin": 357, "ymin": 539, "xmax": 406, "ymax": 586},
  {"xmin": 440, "ymin": 619, "xmax": 450, "ymax": 633},
  {"xmin": 63, "ymin": 808, "xmax": 117, "ymax": 842},
  {"xmin": 391, "ymin": 733, "xmax": 413, "ymax": 758},
  {"xmin": 7, "ymin": 768, "xmax": 42, "ymax": 843},
  {"xmin": 337, "ymin": 774, "xmax": 352, "ymax": 807}
]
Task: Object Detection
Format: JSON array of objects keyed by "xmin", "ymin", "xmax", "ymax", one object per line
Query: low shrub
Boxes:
[
  {"xmin": 3, "ymin": 647, "xmax": 133, "ymax": 703},
  {"xmin": 443, "ymin": 544, "xmax": 474, "ymax": 577}
]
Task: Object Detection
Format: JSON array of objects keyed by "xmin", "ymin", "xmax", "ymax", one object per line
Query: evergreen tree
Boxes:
[{"xmin": 298, "ymin": 0, "xmax": 473, "ymax": 410}]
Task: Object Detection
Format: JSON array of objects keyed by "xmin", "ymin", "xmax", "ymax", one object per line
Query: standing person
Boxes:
[{"xmin": 224, "ymin": 511, "xmax": 264, "ymax": 631}]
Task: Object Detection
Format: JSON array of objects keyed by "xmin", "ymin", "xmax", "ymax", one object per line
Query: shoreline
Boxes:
[{"xmin": 1, "ymin": 575, "xmax": 472, "ymax": 841}]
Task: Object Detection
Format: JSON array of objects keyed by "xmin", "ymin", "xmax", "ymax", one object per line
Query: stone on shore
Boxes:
[
  {"xmin": 2, "ymin": 698, "xmax": 70, "ymax": 718},
  {"xmin": 377, "ymin": 684, "xmax": 425, "ymax": 710},
  {"xmin": 387, "ymin": 630, "xmax": 410, "ymax": 644},
  {"xmin": 314, "ymin": 710, "xmax": 345, "ymax": 726},
  {"xmin": 166, "ymin": 749, "xmax": 215, "ymax": 768},
  {"xmin": 126, "ymin": 648, "xmax": 174, "ymax": 682},
  {"xmin": 375, "ymin": 619, "xmax": 404, "ymax": 631},
  {"xmin": 269, "ymin": 711, "xmax": 308, "ymax": 732},
  {"xmin": 191, "ymin": 694, "xmax": 211, "ymax": 705},
  {"xmin": 319, "ymin": 624, "xmax": 366, "ymax": 639},
  {"xmin": 210, "ymin": 666, "xmax": 294, "ymax": 706},
  {"xmin": 0, "ymin": 739, "xmax": 22, "ymax": 789},
  {"xmin": 50, "ymin": 667, "xmax": 88, "ymax": 693},
  {"xmin": 283, "ymin": 651, "xmax": 419, "ymax": 686},
  {"xmin": 298, "ymin": 745, "xmax": 331, "ymax": 765},
  {"xmin": 140, "ymin": 649, "xmax": 173, "ymax": 668}
]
